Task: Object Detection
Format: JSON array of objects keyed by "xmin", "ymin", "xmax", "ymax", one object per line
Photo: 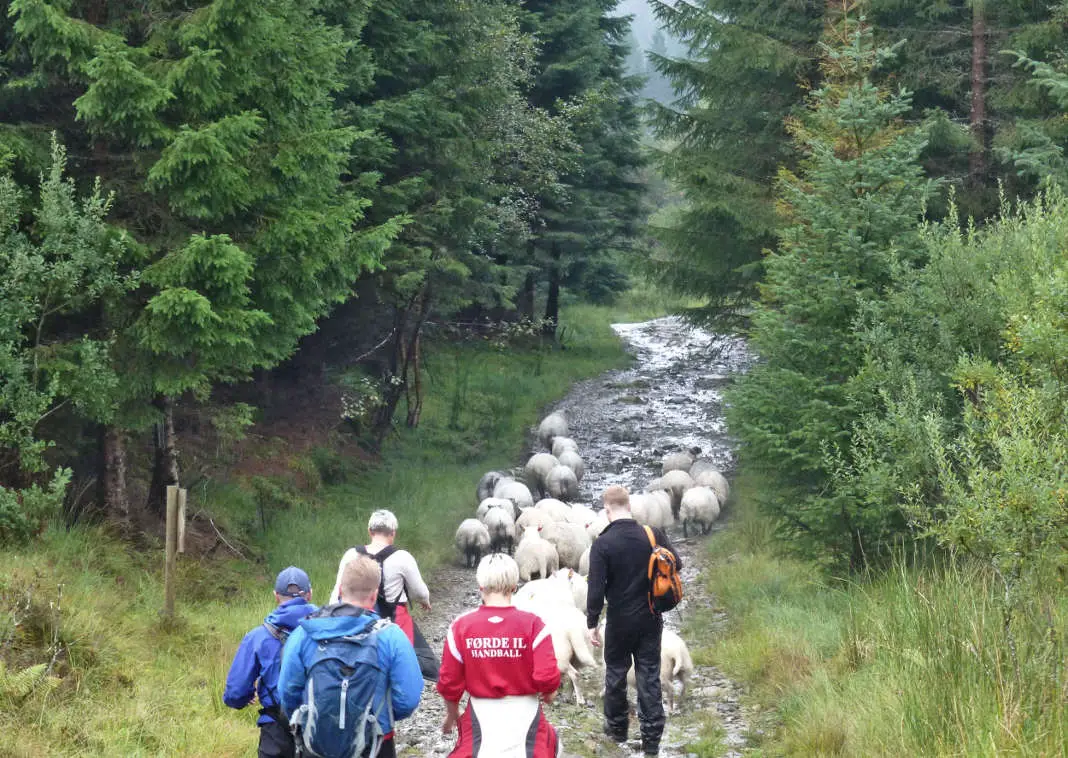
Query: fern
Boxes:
[{"xmin": 0, "ymin": 661, "xmax": 60, "ymax": 703}]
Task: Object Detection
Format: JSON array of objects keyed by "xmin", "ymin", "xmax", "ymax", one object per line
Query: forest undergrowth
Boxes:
[
  {"xmin": 0, "ymin": 292, "xmax": 677, "ymax": 757},
  {"xmin": 689, "ymin": 472, "xmax": 1067, "ymax": 758}
]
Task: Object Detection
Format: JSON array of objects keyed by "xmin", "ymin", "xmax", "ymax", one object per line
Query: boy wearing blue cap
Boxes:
[{"xmin": 224, "ymin": 566, "xmax": 318, "ymax": 757}]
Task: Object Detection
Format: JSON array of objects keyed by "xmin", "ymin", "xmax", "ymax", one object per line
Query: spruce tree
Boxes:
[
  {"xmin": 2, "ymin": 0, "xmax": 391, "ymax": 514},
  {"xmin": 521, "ymin": 0, "xmax": 646, "ymax": 331},
  {"xmin": 648, "ymin": 0, "xmax": 824, "ymax": 325},
  {"xmin": 727, "ymin": 11, "xmax": 935, "ymax": 568}
]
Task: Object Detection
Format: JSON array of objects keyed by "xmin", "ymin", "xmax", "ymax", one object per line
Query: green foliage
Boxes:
[
  {"xmin": 728, "ymin": 16, "xmax": 934, "ymax": 568},
  {"xmin": 0, "ymin": 140, "xmax": 131, "ymax": 472},
  {"xmin": 648, "ymin": 0, "xmax": 823, "ymax": 325},
  {"xmin": 0, "ymin": 468, "xmax": 69, "ymax": 544}
]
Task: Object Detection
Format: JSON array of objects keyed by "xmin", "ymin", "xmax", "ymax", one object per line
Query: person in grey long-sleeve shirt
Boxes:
[{"xmin": 585, "ymin": 485, "xmax": 680, "ymax": 757}]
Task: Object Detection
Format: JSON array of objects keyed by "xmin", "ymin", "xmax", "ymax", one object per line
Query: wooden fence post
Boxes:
[
  {"xmin": 164, "ymin": 485, "xmax": 180, "ymax": 617},
  {"xmin": 177, "ymin": 487, "xmax": 187, "ymax": 554}
]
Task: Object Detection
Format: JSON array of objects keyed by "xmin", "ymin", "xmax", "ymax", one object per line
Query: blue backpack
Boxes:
[{"xmin": 289, "ymin": 619, "xmax": 393, "ymax": 758}]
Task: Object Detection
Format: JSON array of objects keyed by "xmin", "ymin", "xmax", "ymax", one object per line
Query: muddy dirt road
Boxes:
[{"xmin": 397, "ymin": 317, "xmax": 752, "ymax": 757}]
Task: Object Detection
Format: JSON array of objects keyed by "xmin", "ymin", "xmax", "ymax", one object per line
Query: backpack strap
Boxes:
[
  {"xmin": 643, "ymin": 525, "xmax": 657, "ymax": 572},
  {"xmin": 354, "ymin": 545, "xmax": 402, "ymax": 616},
  {"xmin": 263, "ymin": 621, "xmax": 290, "ymax": 645},
  {"xmin": 643, "ymin": 526, "xmax": 658, "ymax": 614}
]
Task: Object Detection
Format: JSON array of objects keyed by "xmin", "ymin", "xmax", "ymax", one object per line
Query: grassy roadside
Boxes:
[
  {"xmin": 688, "ymin": 471, "xmax": 1067, "ymax": 757},
  {"xmin": 0, "ymin": 293, "xmax": 677, "ymax": 757}
]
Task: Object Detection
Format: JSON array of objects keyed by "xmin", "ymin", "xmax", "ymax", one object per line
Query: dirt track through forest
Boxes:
[{"xmin": 396, "ymin": 317, "xmax": 753, "ymax": 757}]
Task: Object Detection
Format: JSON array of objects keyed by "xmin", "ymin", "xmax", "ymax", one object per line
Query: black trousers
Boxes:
[
  {"xmin": 258, "ymin": 720, "xmax": 295, "ymax": 758},
  {"xmin": 603, "ymin": 616, "xmax": 664, "ymax": 752}
]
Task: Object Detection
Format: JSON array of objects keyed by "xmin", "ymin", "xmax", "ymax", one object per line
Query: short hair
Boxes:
[
  {"xmin": 603, "ymin": 485, "xmax": 631, "ymax": 510},
  {"xmin": 476, "ymin": 554, "xmax": 520, "ymax": 594},
  {"xmin": 339, "ymin": 554, "xmax": 382, "ymax": 601},
  {"xmin": 367, "ymin": 509, "xmax": 398, "ymax": 535}
]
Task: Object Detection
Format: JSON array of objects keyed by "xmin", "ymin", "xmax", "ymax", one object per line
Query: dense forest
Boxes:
[
  {"xmin": 0, "ymin": 0, "xmax": 645, "ymax": 531},
  {"xmin": 1, "ymin": 0, "xmax": 1066, "ymax": 754}
]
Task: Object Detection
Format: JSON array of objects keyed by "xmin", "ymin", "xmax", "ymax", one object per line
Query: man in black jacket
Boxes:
[{"xmin": 586, "ymin": 485, "xmax": 681, "ymax": 756}]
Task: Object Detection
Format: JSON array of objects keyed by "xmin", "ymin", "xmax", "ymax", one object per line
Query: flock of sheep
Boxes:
[{"xmin": 451, "ymin": 410, "xmax": 731, "ymax": 712}]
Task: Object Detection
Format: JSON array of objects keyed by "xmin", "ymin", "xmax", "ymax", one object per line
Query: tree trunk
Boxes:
[
  {"xmin": 969, "ymin": 1, "xmax": 988, "ymax": 185},
  {"xmin": 542, "ymin": 244, "xmax": 561, "ymax": 338},
  {"xmin": 147, "ymin": 396, "xmax": 180, "ymax": 516},
  {"xmin": 517, "ymin": 270, "xmax": 536, "ymax": 322},
  {"xmin": 101, "ymin": 425, "xmax": 130, "ymax": 528},
  {"xmin": 405, "ymin": 330, "xmax": 423, "ymax": 428}
]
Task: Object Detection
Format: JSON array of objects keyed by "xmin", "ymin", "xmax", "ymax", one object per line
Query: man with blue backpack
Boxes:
[
  {"xmin": 279, "ymin": 553, "xmax": 423, "ymax": 758},
  {"xmin": 224, "ymin": 566, "xmax": 318, "ymax": 758}
]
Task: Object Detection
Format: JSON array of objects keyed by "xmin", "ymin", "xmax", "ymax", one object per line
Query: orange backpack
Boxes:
[{"xmin": 643, "ymin": 526, "xmax": 683, "ymax": 613}]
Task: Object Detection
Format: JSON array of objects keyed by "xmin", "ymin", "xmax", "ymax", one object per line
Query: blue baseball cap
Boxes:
[{"xmin": 274, "ymin": 566, "xmax": 311, "ymax": 596}]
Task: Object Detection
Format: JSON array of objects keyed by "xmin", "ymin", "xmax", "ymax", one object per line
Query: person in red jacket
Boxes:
[{"xmin": 437, "ymin": 554, "xmax": 562, "ymax": 758}]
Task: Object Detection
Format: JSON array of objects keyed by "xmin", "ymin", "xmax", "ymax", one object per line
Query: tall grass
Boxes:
[
  {"xmin": 695, "ymin": 471, "xmax": 1067, "ymax": 757},
  {"xmin": 0, "ymin": 298, "xmax": 666, "ymax": 757}
]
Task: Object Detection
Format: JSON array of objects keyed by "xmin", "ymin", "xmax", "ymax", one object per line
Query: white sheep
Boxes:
[
  {"xmin": 516, "ymin": 507, "xmax": 551, "ymax": 533},
  {"xmin": 550, "ymin": 435, "xmax": 578, "ymax": 458},
  {"xmin": 662, "ymin": 449, "xmax": 697, "ymax": 475},
  {"xmin": 585, "ymin": 512, "xmax": 608, "ymax": 541},
  {"xmin": 578, "ymin": 546, "xmax": 591, "ymax": 576},
  {"xmin": 623, "ymin": 628, "xmax": 694, "ymax": 714},
  {"xmin": 557, "ymin": 449, "xmax": 585, "ymax": 482},
  {"xmin": 514, "ymin": 573, "xmax": 575, "ymax": 609},
  {"xmin": 688, "ymin": 458, "xmax": 716, "ymax": 479},
  {"xmin": 551, "ymin": 568, "xmax": 588, "ymax": 612},
  {"xmin": 693, "ymin": 469, "xmax": 730, "ymax": 505},
  {"xmin": 493, "ymin": 478, "xmax": 534, "ymax": 514},
  {"xmin": 537, "ymin": 412, "xmax": 568, "ymax": 449},
  {"xmin": 540, "ymin": 520, "xmax": 589, "ymax": 571},
  {"xmin": 645, "ymin": 491, "xmax": 675, "ymax": 529},
  {"xmin": 656, "ymin": 469, "xmax": 695, "ymax": 518},
  {"xmin": 481, "ymin": 506, "xmax": 517, "ymax": 553},
  {"xmin": 524, "ymin": 452, "xmax": 560, "ymax": 498},
  {"xmin": 515, "ymin": 526, "xmax": 559, "ymax": 581},
  {"xmin": 535, "ymin": 497, "xmax": 573, "ymax": 523},
  {"xmin": 565, "ymin": 503, "xmax": 597, "ymax": 529},
  {"xmin": 546, "ymin": 465, "xmax": 580, "ymax": 502},
  {"xmin": 629, "ymin": 493, "xmax": 650, "ymax": 525},
  {"xmin": 476, "ymin": 470, "xmax": 508, "ymax": 504},
  {"xmin": 521, "ymin": 602, "xmax": 597, "ymax": 705},
  {"xmin": 455, "ymin": 519, "xmax": 490, "ymax": 568},
  {"xmin": 680, "ymin": 486, "xmax": 720, "ymax": 537},
  {"xmin": 476, "ymin": 496, "xmax": 514, "ymax": 521}
]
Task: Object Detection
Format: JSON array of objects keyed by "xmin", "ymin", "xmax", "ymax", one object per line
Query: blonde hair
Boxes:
[
  {"xmin": 603, "ymin": 485, "xmax": 631, "ymax": 510},
  {"xmin": 338, "ymin": 554, "xmax": 382, "ymax": 602},
  {"xmin": 476, "ymin": 553, "xmax": 520, "ymax": 594}
]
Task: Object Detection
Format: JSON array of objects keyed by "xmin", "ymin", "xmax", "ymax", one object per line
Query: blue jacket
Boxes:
[
  {"xmin": 278, "ymin": 603, "xmax": 423, "ymax": 736},
  {"xmin": 223, "ymin": 597, "xmax": 317, "ymax": 725}
]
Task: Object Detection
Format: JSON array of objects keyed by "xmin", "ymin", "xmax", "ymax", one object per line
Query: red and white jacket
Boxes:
[{"xmin": 437, "ymin": 605, "xmax": 562, "ymax": 758}]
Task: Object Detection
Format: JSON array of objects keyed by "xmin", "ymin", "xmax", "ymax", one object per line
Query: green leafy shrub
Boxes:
[{"xmin": 0, "ymin": 469, "xmax": 69, "ymax": 545}]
